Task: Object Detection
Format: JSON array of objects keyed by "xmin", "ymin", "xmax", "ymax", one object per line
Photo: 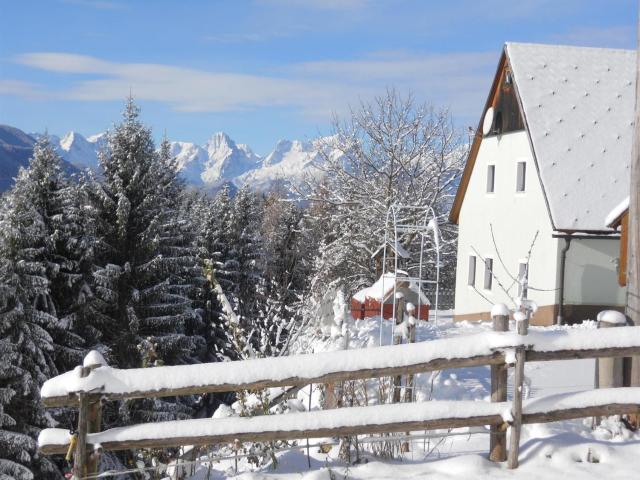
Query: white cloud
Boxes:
[
  {"xmin": 11, "ymin": 50, "xmax": 496, "ymax": 122},
  {"xmin": 0, "ymin": 80, "xmax": 47, "ymax": 99}
]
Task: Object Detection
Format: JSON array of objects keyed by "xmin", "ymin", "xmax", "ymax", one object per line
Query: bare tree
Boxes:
[{"xmin": 301, "ymin": 89, "xmax": 466, "ymax": 301}]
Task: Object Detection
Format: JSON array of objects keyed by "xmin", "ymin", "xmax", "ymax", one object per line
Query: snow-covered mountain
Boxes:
[
  {"xmin": 236, "ymin": 138, "xmax": 328, "ymax": 191},
  {"xmin": 37, "ymin": 129, "xmax": 333, "ymax": 192},
  {"xmin": 31, "ymin": 131, "xmax": 106, "ymax": 171},
  {"xmin": 170, "ymin": 132, "xmax": 262, "ymax": 189}
]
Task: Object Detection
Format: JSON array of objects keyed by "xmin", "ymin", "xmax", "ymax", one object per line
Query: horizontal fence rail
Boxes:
[
  {"xmin": 41, "ymin": 327, "xmax": 640, "ymax": 407},
  {"xmin": 38, "ymin": 387, "xmax": 640, "ymax": 455}
]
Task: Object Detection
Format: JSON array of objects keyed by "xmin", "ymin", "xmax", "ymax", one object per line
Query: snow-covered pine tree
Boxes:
[
  {"xmin": 49, "ymin": 173, "xmax": 100, "ymax": 373},
  {"xmin": 0, "ymin": 138, "xmax": 73, "ymax": 479},
  {"xmin": 186, "ymin": 192, "xmax": 236, "ymax": 366},
  {"xmin": 156, "ymin": 136, "xmax": 208, "ymax": 364},
  {"xmin": 88, "ymin": 99, "xmax": 205, "ymax": 425},
  {"xmin": 200, "ymin": 185, "xmax": 236, "ymax": 295},
  {"xmin": 228, "ymin": 186, "xmax": 262, "ymax": 329}
]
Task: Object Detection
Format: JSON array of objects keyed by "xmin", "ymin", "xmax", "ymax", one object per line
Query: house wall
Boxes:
[
  {"xmin": 454, "ymin": 130, "xmax": 560, "ymax": 325},
  {"xmin": 563, "ymin": 237, "xmax": 625, "ymax": 310}
]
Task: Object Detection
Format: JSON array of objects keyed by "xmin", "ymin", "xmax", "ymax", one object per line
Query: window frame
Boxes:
[
  {"xmin": 484, "ymin": 257, "xmax": 493, "ymax": 290},
  {"xmin": 516, "ymin": 161, "xmax": 527, "ymax": 192},
  {"xmin": 486, "ymin": 164, "xmax": 496, "ymax": 193},
  {"xmin": 468, "ymin": 255, "xmax": 476, "ymax": 286}
]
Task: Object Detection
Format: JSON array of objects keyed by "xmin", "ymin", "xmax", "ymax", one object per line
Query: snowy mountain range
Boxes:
[{"xmin": 35, "ymin": 129, "xmax": 330, "ymax": 192}]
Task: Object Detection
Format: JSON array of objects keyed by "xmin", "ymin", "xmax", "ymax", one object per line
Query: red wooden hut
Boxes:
[{"xmin": 351, "ymin": 272, "xmax": 430, "ymax": 321}]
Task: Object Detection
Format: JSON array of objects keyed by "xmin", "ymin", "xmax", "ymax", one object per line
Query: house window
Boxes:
[
  {"xmin": 486, "ymin": 165, "xmax": 495, "ymax": 193},
  {"xmin": 468, "ymin": 255, "xmax": 476, "ymax": 286},
  {"xmin": 484, "ymin": 258, "xmax": 493, "ymax": 290},
  {"xmin": 516, "ymin": 161, "xmax": 526, "ymax": 192},
  {"xmin": 518, "ymin": 262, "xmax": 528, "ymax": 298}
]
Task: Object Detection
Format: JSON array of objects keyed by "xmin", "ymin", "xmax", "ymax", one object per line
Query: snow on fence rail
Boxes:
[
  {"xmin": 38, "ymin": 325, "xmax": 640, "ymax": 476},
  {"xmin": 38, "ymin": 388, "xmax": 640, "ymax": 456},
  {"xmin": 41, "ymin": 327, "xmax": 640, "ymax": 407}
]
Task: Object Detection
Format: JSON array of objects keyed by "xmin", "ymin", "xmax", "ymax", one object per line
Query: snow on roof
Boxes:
[
  {"xmin": 605, "ymin": 195, "xmax": 629, "ymax": 228},
  {"xmin": 353, "ymin": 272, "xmax": 402, "ymax": 302},
  {"xmin": 506, "ymin": 42, "xmax": 634, "ymax": 232},
  {"xmin": 371, "ymin": 240, "xmax": 411, "ymax": 259},
  {"xmin": 352, "ymin": 271, "xmax": 430, "ymax": 305}
]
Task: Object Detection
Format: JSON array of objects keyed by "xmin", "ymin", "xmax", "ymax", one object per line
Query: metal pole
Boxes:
[
  {"xmin": 391, "ymin": 206, "xmax": 399, "ymax": 343},
  {"xmin": 379, "ymin": 209, "xmax": 390, "ymax": 346}
]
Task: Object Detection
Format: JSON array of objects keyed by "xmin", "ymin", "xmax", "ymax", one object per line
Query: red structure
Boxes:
[{"xmin": 350, "ymin": 273, "xmax": 430, "ymax": 321}]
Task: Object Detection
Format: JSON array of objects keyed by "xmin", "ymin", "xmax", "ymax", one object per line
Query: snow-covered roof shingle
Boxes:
[{"xmin": 506, "ymin": 42, "xmax": 634, "ymax": 232}]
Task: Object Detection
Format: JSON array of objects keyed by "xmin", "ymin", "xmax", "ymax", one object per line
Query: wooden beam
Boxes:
[
  {"xmin": 526, "ymin": 346, "xmax": 640, "ymax": 362},
  {"xmin": 40, "ymin": 401, "xmax": 640, "ymax": 457},
  {"xmin": 449, "ymin": 51, "xmax": 507, "ymax": 224},
  {"xmin": 42, "ymin": 353, "xmax": 507, "ymax": 407},
  {"xmin": 39, "ymin": 414, "xmax": 504, "ymax": 455},
  {"xmin": 523, "ymin": 403, "xmax": 640, "ymax": 424},
  {"xmin": 44, "ymin": 346, "xmax": 640, "ymax": 408}
]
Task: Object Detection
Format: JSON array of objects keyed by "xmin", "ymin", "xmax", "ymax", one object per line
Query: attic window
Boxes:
[
  {"xmin": 505, "ymin": 70, "xmax": 513, "ymax": 85},
  {"xmin": 493, "ymin": 111, "xmax": 503, "ymax": 134}
]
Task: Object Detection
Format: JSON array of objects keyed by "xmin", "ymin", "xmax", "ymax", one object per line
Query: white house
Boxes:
[{"xmin": 450, "ymin": 43, "xmax": 633, "ymax": 326}]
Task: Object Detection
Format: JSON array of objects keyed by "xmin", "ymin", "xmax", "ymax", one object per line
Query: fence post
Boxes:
[
  {"xmin": 404, "ymin": 304, "xmax": 417, "ymax": 403},
  {"xmin": 597, "ymin": 311, "xmax": 626, "ymax": 389},
  {"xmin": 76, "ymin": 351, "xmax": 107, "ymax": 477},
  {"xmin": 508, "ymin": 310, "xmax": 528, "ymax": 469},
  {"xmin": 594, "ymin": 311, "xmax": 627, "ymax": 426},
  {"xmin": 392, "ymin": 294, "xmax": 405, "ymax": 403},
  {"xmin": 74, "ymin": 373, "xmax": 89, "ymax": 478},
  {"xmin": 490, "ymin": 304, "xmax": 509, "ymax": 462}
]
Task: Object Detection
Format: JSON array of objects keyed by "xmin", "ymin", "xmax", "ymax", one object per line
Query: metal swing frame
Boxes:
[{"xmin": 378, "ymin": 204, "xmax": 441, "ymax": 346}]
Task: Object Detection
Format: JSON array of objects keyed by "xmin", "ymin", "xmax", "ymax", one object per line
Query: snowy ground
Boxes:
[{"xmin": 180, "ymin": 314, "xmax": 640, "ymax": 480}]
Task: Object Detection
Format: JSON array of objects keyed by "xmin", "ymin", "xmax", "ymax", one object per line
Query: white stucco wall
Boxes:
[
  {"xmin": 454, "ymin": 131, "xmax": 560, "ymax": 318},
  {"xmin": 563, "ymin": 238, "xmax": 625, "ymax": 307}
]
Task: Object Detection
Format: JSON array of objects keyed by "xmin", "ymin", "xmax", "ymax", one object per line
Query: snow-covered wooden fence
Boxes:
[{"xmin": 38, "ymin": 326, "xmax": 640, "ymax": 476}]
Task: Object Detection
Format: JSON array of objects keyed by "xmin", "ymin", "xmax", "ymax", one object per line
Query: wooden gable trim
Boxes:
[
  {"xmin": 619, "ymin": 211, "xmax": 629, "ymax": 286},
  {"xmin": 608, "ymin": 208, "xmax": 628, "ymax": 229},
  {"xmin": 449, "ymin": 51, "xmax": 507, "ymax": 224},
  {"xmin": 450, "ymin": 45, "xmax": 558, "ymax": 234}
]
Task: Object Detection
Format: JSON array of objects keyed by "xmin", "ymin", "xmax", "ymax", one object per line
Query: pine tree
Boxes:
[
  {"xmin": 229, "ymin": 186, "xmax": 262, "ymax": 327},
  {"xmin": 88, "ymin": 99, "xmax": 205, "ymax": 425},
  {"xmin": 0, "ymin": 138, "xmax": 71, "ymax": 479},
  {"xmin": 49, "ymin": 175, "xmax": 99, "ymax": 372}
]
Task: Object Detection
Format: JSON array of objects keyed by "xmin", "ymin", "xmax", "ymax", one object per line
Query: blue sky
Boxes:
[{"xmin": 0, "ymin": 0, "xmax": 637, "ymax": 154}]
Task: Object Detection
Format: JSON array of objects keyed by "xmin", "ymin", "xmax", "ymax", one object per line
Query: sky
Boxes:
[{"xmin": 0, "ymin": 0, "xmax": 637, "ymax": 154}]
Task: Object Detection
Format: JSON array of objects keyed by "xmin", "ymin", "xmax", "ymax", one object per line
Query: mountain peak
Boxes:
[
  {"xmin": 60, "ymin": 131, "xmax": 84, "ymax": 151},
  {"xmin": 207, "ymin": 131, "xmax": 235, "ymax": 150}
]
